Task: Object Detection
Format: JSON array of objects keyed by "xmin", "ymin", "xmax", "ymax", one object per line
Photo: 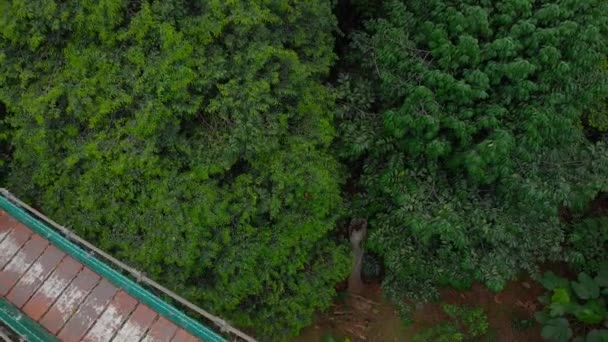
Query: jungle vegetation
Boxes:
[{"xmin": 1, "ymin": 0, "xmax": 606, "ymax": 340}]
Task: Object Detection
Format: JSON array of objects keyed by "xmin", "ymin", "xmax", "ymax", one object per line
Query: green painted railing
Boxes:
[
  {"xmin": 0, "ymin": 194, "xmax": 226, "ymax": 342},
  {"xmin": 0, "ymin": 298, "xmax": 58, "ymax": 342}
]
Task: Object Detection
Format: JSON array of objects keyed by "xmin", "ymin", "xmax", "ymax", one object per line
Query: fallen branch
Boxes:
[
  {"xmin": 349, "ymin": 293, "xmax": 379, "ymax": 305},
  {"xmin": 333, "ymin": 310, "xmax": 353, "ymax": 315},
  {"xmin": 344, "ymin": 327, "xmax": 366, "ymax": 340}
]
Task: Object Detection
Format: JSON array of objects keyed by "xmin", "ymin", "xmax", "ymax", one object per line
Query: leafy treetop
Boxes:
[{"xmin": 0, "ymin": 0, "xmax": 349, "ymax": 338}]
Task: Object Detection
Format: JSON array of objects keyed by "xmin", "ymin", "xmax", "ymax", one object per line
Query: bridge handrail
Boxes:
[{"xmin": 0, "ymin": 188, "xmax": 256, "ymax": 342}]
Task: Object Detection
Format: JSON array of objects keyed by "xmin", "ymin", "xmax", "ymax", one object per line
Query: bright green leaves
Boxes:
[
  {"xmin": 1, "ymin": 0, "xmax": 347, "ymax": 339},
  {"xmin": 123, "ymin": 2, "xmax": 154, "ymax": 43},
  {"xmin": 544, "ymin": 286, "xmax": 576, "ymax": 317},
  {"xmin": 0, "ymin": 0, "xmax": 59, "ymax": 48},
  {"xmin": 158, "ymin": 23, "xmax": 193, "ymax": 60},
  {"xmin": 72, "ymin": 0, "xmax": 127, "ymax": 45},
  {"xmin": 551, "ymin": 288, "xmax": 570, "ymax": 305}
]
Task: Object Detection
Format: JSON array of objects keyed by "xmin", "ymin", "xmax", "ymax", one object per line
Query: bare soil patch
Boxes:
[{"xmin": 295, "ymin": 278, "xmax": 543, "ymax": 342}]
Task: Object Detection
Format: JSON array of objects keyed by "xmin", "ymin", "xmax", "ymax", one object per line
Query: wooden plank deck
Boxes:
[{"xmin": 0, "ymin": 210, "xmax": 202, "ymax": 342}]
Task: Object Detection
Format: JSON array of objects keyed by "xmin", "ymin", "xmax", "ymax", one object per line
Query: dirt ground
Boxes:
[{"xmin": 295, "ymin": 278, "xmax": 544, "ymax": 342}]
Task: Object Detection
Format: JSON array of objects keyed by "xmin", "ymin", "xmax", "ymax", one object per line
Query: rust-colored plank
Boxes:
[
  {"xmin": 82, "ymin": 291, "xmax": 138, "ymax": 342},
  {"xmin": 141, "ymin": 316, "xmax": 179, "ymax": 342},
  {"xmin": 23, "ymin": 256, "xmax": 83, "ymax": 321},
  {"xmin": 112, "ymin": 304, "xmax": 158, "ymax": 342},
  {"xmin": 40, "ymin": 268, "xmax": 101, "ymax": 334},
  {"xmin": 57, "ymin": 279, "xmax": 118, "ymax": 342},
  {"xmin": 171, "ymin": 329, "xmax": 200, "ymax": 342},
  {"xmin": 0, "ymin": 234, "xmax": 48, "ymax": 296},
  {"xmin": 6, "ymin": 245, "xmax": 66, "ymax": 308},
  {"xmin": 0, "ymin": 224, "xmax": 32, "ymax": 269},
  {"xmin": 0, "ymin": 211, "xmax": 17, "ymax": 242}
]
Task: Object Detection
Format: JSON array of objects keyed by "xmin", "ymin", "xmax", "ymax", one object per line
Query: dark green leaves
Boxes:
[
  {"xmin": 594, "ymin": 263, "xmax": 608, "ymax": 287},
  {"xmin": 537, "ymin": 268, "xmax": 608, "ymax": 341},
  {"xmin": 573, "ymin": 300, "xmax": 606, "ymax": 324},
  {"xmin": 586, "ymin": 330, "xmax": 608, "ymax": 342},
  {"xmin": 542, "ymin": 272, "xmax": 571, "ymax": 291},
  {"xmin": 337, "ymin": 0, "xmax": 608, "ymax": 319},
  {"xmin": 572, "ymin": 273, "xmax": 600, "ymax": 300},
  {"xmin": 541, "ymin": 318, "xmax": 572, "ymax": 342}
]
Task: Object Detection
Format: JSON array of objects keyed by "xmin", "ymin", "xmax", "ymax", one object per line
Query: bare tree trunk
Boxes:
[{"xmin": 348, "ymin": 219, "xmax": 367, "ymax": 294}]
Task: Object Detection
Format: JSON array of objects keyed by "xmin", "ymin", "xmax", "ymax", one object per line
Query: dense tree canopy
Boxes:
[
  {"xmin": 2, "ymin": 0, "xmax": 608, "ymax": 339},
  {"xmin": 337, "ymin": 0, "xmax": 608, "ymax": 313},
  {"xmin": 0, "ymin": 0, "xmax": 349, "ymax": 338}
]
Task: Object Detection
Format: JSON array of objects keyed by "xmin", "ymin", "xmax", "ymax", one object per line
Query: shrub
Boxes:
[
  {"xmin": 585, "ymin": 60, "xmax": 608, "ymax": 135},
  {"xmin": 0, "ymin": 0, "xmax": 349, "ymax": 338},
  {"xmin": 565, "ymin": 217, "xmax": 608, "ymax": 274},
  {"xmin": 414, "ymin": 304, "xmax": 489, "ymax": 342},
  {"xmin": 536, "ymin": 266, "xmax": 608, "ymax": 341},
  {"xmin": 361, "ymin": 251, "xmax": 383, "ymax": 283},
  {"xmin": 337, "ymin": 0, "xmax": 608, "ymax": 315}
]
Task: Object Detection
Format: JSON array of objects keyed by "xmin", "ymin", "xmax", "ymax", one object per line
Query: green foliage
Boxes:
[
  {"xmin": 541, "ymin": 272, "xmax": 571, "ymax": 291},
  {"xmin": 511, "ymin": 316, "xmax": 535, "ymax": 331},
  {"xmin": 586, "ymin": 60, "xmax": 608, "ymax": 134},
  {"xmin": 2, "ymin": 0, "xmax": 608, "ymax": 338},
  {"xmin": 414, "ymin": 304, "xmax": 489, "ymax": 342},
  {"xmin": 361, "ymin": 251, "xmax": 382, "ymax": 282},
  {"xmin": 321, "ymin": 335, "xmax": 351, "ymax": 342},
  {"xmin": 588, "ymin": 107, "xmax": 608, "ymax": 134},
  {"xmin": 552, "ymin": 287, "xmax": 571, "ymax": 305},
  {"xmin": 572, "ymin": 273, "xmax": 600, "ymax": 300},
  {"xmin": 587, "ymin": 329, "xmax": 608, "ymax": 342},
  {"xmin": 540, "ymin": 318, "xmax": 572, "ymax": 342},
  {"xmin": 566, "ymin": 217, "xmax": 608, "ymax": 274},
  {"xmin": 536, "ymin": 267, "xmax": 608, "ymax": 341},
  {"xmin": 0, "ymin": 102, "xmax": 12, "ymax": 181},
  {"xmin": 337, "ymin": 0, "xmax": 608, "ymax": 314},
  {"xmin": 0, "ymin": 0, "xmax": 349, "ymax": 339}
]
